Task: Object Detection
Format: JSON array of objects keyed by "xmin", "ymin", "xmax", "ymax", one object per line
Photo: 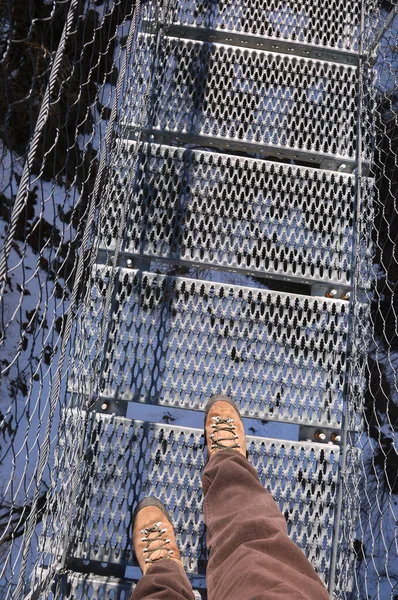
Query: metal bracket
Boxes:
[
  {"xmin": 91, "ymin": 395, "xmax": 128, "ymax": 418},
  {"xmin": 124, "ymin": 127, "xmax": 358, "ymax": 173},
  {"xmin": 299, "ymin": 425, "xmax": 343, "ymax": 446},
  {"xmin": 143, "ymin": 21, "xmax": 360, "ymax": 66},
  {"xmin": 311, "ymin": 284, "xmax": 351, "ymax": 302}
]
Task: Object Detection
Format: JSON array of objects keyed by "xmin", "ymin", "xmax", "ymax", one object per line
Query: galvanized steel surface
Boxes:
[
  {"xmin": 69, "ymin": 267, "xmax": 350, "ymax": 428},
  {"xmin": 125, "ymin": 34, "xmax": 362, "ymax": 163},
  {"xmin": 66, "ymin": 414, "xmax": 339, "ymax": 580},
  {"xmin": 143, "ymin": 0, "xmax": 362, "ymax": 53},
  {"xmin": 100, "ymin": 143, "xmax": 372, "ymax": 287}
]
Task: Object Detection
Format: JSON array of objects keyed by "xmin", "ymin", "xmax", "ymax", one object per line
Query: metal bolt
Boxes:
[
  {"xmin": 126, "ymin": 259, "xmax": 133, "ymax": 268},
  {"xmin": 101, "ymin": 402, "xmax": 110, "ymax": 411},
  {"xmin": 315, "ymin": 431, "xmax": 327, "ymax": 441},
  {"xmin": 326, "ymin": 289, "xmax": 337, "ymax": 298},
  {"xmin": 341, "ymin": 291, "xmax": 351, "ymax": 301},
  {"xmin": 338, "ymin": 164, "xmax": 347, "ymax": 172},
  {"xmin": 331, "ymin": 433, "xmax": 342, "ymax": 443}
]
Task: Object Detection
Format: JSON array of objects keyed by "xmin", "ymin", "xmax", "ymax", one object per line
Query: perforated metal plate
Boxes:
[
  {"xmin": 46, "ymin": 572, "xmax": 204, "ymax": 599},
  {"xmin": 126, "ymin": 34, "xmax": 360, "ymax": 164},
  {"xmin": 45, "ymin": 572, "xmax": 133, "ymax": 599},
  {"xmin": 143, "ymin": 0, "xmax": 361, "ymax": 54},
  {"xmin": 100, "ymin": 142, "xmax": 363, "ymax": 286},
  {"xmin": 65, "ymin": 413, "xmax": 339, "ymax": 583},
  {"xmin": 70, "ymin": 267, "xmax": 349, "ymax": 427}
]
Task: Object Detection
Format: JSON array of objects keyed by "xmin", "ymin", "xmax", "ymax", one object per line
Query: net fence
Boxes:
[
  {"xmin": 0, "ymin": 0, "xmax": 145, "ymax": 595},
  {"xmin": 0, "ymin": 0, "xmax": 397, "ymax": 599},
  {"xmin": 350, "ymin": 3, "xmax": 398, "ymax": 598}
]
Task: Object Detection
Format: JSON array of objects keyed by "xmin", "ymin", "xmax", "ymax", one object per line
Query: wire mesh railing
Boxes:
[
  {"xmin": 0, "ymin": 1, "xmax": 397, "ymax": 599},
  {"xmin": 350, "ymin": 3, "xmax": 398, "ymax": 598},
  {"xmin": 0, "ymin": 0, "xmax": 145, "ymax": 595}
]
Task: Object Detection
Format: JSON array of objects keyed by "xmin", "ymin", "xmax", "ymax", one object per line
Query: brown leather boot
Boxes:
[
  {"xmin": 204, "ymin": 394, "xmax": 246, "ymax": 459},
  {"xmin": 132, "ymin": 497, "xmax": 183, "ymax": 574}
]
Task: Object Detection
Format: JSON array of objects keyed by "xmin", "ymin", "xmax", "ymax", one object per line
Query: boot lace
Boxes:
[
  {"xmin": 140, "ymin": 521, "xmax": 174, "ymax": 565},
  {"xmin": 210, "ymin": 416, "xmax": 240, "ymax": 450}
]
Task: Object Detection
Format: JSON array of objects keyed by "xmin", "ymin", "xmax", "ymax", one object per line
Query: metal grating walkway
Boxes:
[
  {"xmin": 37, "ymin": 413, "xmax": 339, "ymax": 593},
  {"xmin": 68, "ymin": 416, "xmax": 339, "ymax": 575},
  {"xmin": 100, "ymin": 143, "xmax": 373, "ymax": 287},
  {"xmin": 69, "ymin": 268, "xmax": 350, "ymax": 428},
  {"xmin": 126, "ymin": 33, "xmax": 365, "ymax": 169},
  {"xmin": 142, "ymin": 0, "xmax": 362, "ymax": 60},
  {"xmin": 34, "ymin": 0, "xmax": 373, "ymax": 598}
]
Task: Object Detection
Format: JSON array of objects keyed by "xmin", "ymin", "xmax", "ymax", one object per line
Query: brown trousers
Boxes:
[{"xmin": 131, "ymin": 451, "xmax": 331, "ymax": 600}]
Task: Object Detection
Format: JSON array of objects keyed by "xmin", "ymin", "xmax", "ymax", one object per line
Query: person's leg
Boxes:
[
  {"xmin": 130, "ymin": 560, "xmax": 194, "ymax": 600},
  {"xmin": 203, "ymin": 395, "xmax": 330, "ymax": 600},
  {"xmin": 130, "ymin": 497, "xmax": 195, "ymax": 600}
]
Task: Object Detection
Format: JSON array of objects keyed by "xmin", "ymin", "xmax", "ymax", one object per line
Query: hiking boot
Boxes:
[
  {"xmin": 204, "ymin": 394, "xmax": 246, "ymax": 459},
  {"xmin": 132, "ymin": 497, "xmax": 183, "ymax": 574}
]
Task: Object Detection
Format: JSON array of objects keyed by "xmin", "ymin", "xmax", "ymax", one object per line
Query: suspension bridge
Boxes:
[{"xmin": 1, "ymin": 1, "xmax": 393, "ymax": 598}]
